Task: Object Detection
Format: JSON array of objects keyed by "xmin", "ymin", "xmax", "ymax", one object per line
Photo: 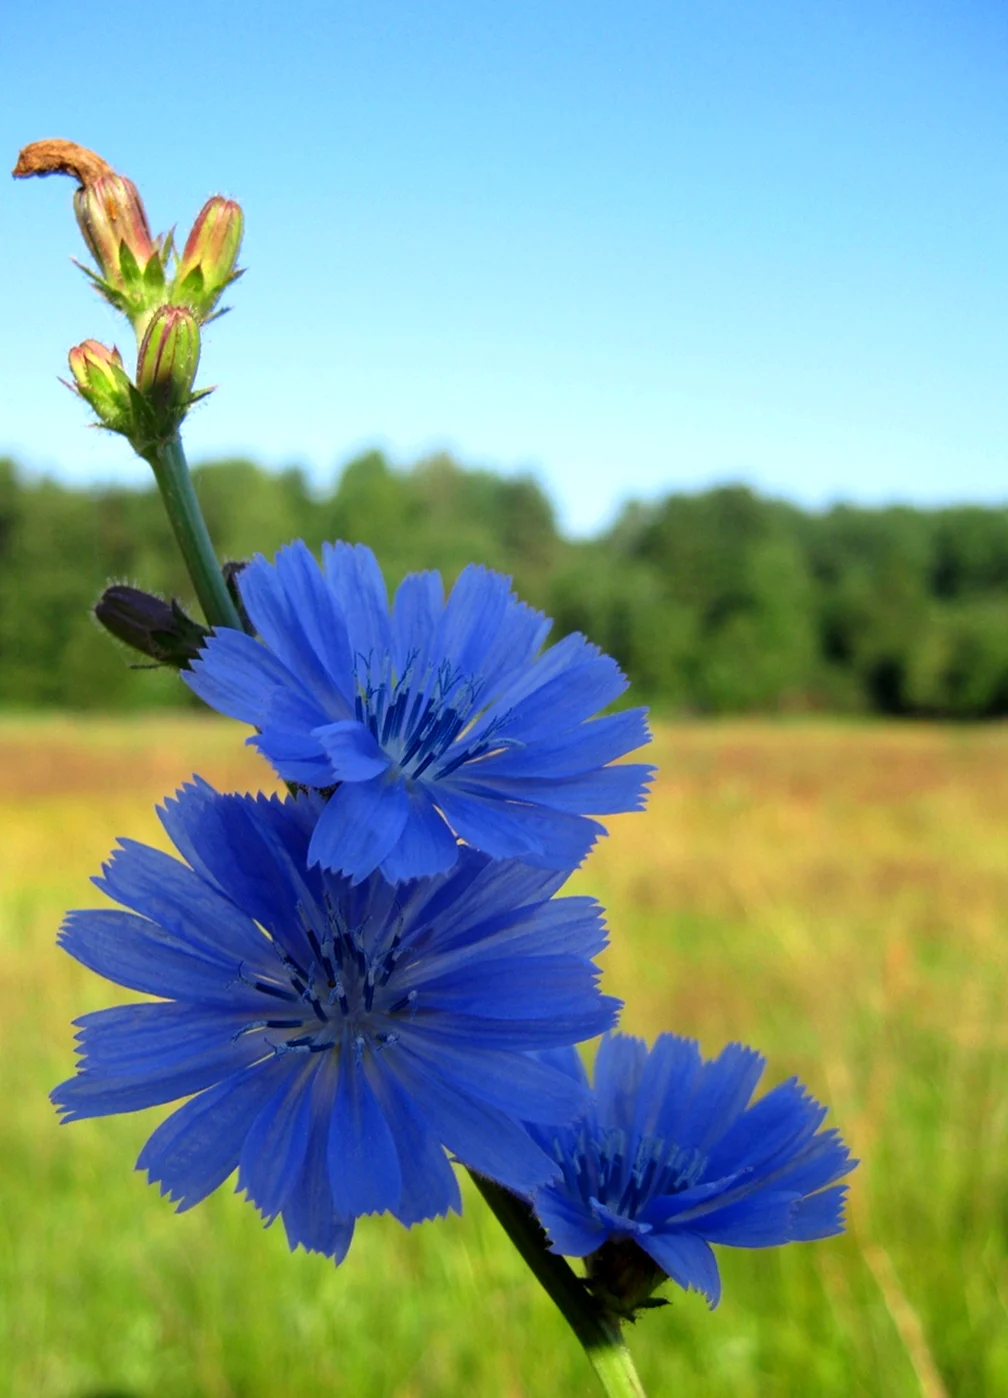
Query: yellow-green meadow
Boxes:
[{"xmin": 2, "ymin": 716, "xmax": 1005, "ymax": 1397}]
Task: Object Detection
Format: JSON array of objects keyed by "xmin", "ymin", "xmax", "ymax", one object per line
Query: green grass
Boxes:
[{"xmin": 1, "ymin": 716, "xmax": 1006, "ymax": 1397}]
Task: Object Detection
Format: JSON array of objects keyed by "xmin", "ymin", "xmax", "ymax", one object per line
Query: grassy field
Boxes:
[{"xmin": 1, "ymin": 715, "xmax": 1005, "ymax": 1397}]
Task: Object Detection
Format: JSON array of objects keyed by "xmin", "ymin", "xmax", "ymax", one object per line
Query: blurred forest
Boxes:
[{"xmin": 2, "ymin": 448, "xmax": 1008, "ymax": 716}]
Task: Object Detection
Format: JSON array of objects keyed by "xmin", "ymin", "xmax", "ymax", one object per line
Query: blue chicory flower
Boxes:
[
  {"xmin": 528, "ymin": 1032, "xmax": 856, "ymax": 1308},
  {"xmin": 52, "ymin": 779, "xmax": 620, "ymax": 1263},
  {"xmin": 184, "ymin": 541, "xmax": 653, "ymax": 883}
]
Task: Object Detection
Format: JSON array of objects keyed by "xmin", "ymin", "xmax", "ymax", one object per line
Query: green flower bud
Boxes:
[
  {"xmin": 73, "ymin": 173, "xmax": 156, "ymax": 291},
  {"xmin": 66, "ymin": 339, "xmax": 134, "ymax": 434},
  {"xmin": 136, "ymin": 306, "xmax": 201, "ymax": 412},
  {"xmin": 175, "ymin": 196, "xmax": 244, "ymax": 319}
]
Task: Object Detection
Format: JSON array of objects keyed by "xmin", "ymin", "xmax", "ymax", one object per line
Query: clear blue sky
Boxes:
[{"xmin": 2, "ymin": 1, "xmax": 1006, "ymax": 535}]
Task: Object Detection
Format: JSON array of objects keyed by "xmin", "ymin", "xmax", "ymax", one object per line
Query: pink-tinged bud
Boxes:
[
  {"xmin": 73, "ymin": 173, "xmax": 156, "ymax": 289},
  {"xmin": 66, "ymin": 339, "xmax": 133, "ymax": 433},
  {"xmin": 175, "ymin": 196, "xmax": 244, "ymax": 318},
  {"xmin": 68, "ymin": 338, "xmax": 123, "ymax": 387},
  {"xmin": 136, "ymin": 305, "xmax": 201, "ymax": 410}
]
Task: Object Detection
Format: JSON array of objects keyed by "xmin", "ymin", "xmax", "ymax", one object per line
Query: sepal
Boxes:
[{"xmin": 585, "ymin": 1238, "xmax": 669, "ymax": 1322}]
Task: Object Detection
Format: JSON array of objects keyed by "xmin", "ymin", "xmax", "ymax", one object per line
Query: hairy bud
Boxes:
[
  {"xmin": 73, "ymin": 174, "xmax": 156, "ymax": 291},
  {"xmin": 66, "ymin": 339, "xmax": 134, "ymax": 434},
  {"xmin": 136, "ymin": 306, "xmax": 201, "ymax": 411},
  {"xmin": 175, "ymin": 196, "xmax": 244, "ymax": 319},
  {"xmin": 95, "ymin": 585, "xmax": 209, "ymax": 668}
]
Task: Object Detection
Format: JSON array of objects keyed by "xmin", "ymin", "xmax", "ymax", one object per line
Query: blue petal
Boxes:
[
  {"xmin": 378, "ymin": 784, "xmax": 459, "ymax": 883},
  {"xmin": 252, "ymin": 727, "xmax": 334, "ymax": 786},
  {"xmin": 641, "ymin": 1169, "xmax": 750, "ymax": 1228},
  {"xmin": 399, "ymin": 1002, "xmax": 619, "ymax": 1052},
  {"xmin": 386, "ymin": 1048, "xmax": 558, "ymax": 1194},
  {"xmin": 412, "ymin": 889, "xmax": 607, "ymax": 965},
  {"xmin": 432, "ymin": 784, "xmax": 544, "ymax": 860},
  {"xmin": 703, "ymin": 1078, "xmax": 827, "ymax": 1181},
  {"xmin": 534, "ymin": 1186, "xmax": 609, "ymax": 1257},
  {"xmin": 268, "ymin": 541, "xmax": 356, "ymax": 702},
  {"xmin": 530, "ymin": 1045, "xmax": 591, "ymax": 1088},
  {"xmin": 280, "ymin": 1063, "xmax": 356, "ymax": 1261},
  {"xmin": 314, "ymin": 720, "xmax": 391, "ymax": 781},
  {"xmin": 326, "ymin": 1053, "xmax": 402, "ymax": 1217},
  {"xmin": 639, "ymin": 1232, "xmax": 722, "ymax": 1308},
  {"xmin": 425, "ymin": 566, "xmax": 513, "ymax": 688},
  {"xmin": 137, "ymin": 1056, "xmax": 292, "ymax": 1211},
  {"xmin": 405, "ymin": 853, "xmax": 566, "ymax": 955},
  {"xmin": 239, "ymin": 546, "xmax": 352, "ymax": 710},
  {"xmin": 468, "ymin": 590, "xmax": 551, "ymax": 698},
  {"xmin": 58, "ymin": 909, "xmax": 245, "ymax": 1003},
  {"xmin": 238, "ymin": 1057, "xmax": 317, "ymax": 1220},
  {"xmin": 391, "ymin": 571, "xmax": 444, "ymax": 680},
  {"xmin": 464, "ymin": 764, "xmax": 652, "ymax": 815},
  {"xmin": 764, "ymin": 1129, "xmax": 856, "ymax": 1197},
  {"xmin": 660, "ymin": 1042, "xmax": 765, "ymax": 1154},
  {"xmin": 686, "ymin": 1191, "xmax": 803, "ymax": 1247},
  {"xmin": 51, "ymin": 1027, "xmax": 270, "ymax": 1122},
  {"xmin": 476, "ymin": 631, "xmax": 598, "ymax": 718},
  {"xmin": 159, "ymin": 788, "xmax": 317, "ymax": 971},
  {"xmin": 471, "ymin": 709, "xmax": 651, "ymax": 780},
  {"xmin": 436, "ymin": 788, "xmax": 602, "ymax": 870},
  {"xmin": 366, "ymin": 1059, "xmax": 462, "ymax": 1225},
  {"xmin": 183, "ymin": 628, "xmax": 295, "ymax": 725},
  {"xmin": 791, "ymin": 1185, "xmax": 848, "ymax": 1240},
  {"xmin": 392, "ymin": 1034, "xmax": 588, "ymax": 1123},
  {"xmin": 594, "ymin": 1033, "xmax": 653, "ymax": 1134},
  {"xmin": 489, "ymin": 637, "xmax": 628, "ymax": 739},
  {"xmin": 307, "ymin": 778, "xmax": 411, "ymax": 881},
  {"xmin": 499, "ymin": 803, "xmax": 603, "ymax": 871},
  {"xmin": 321, "ymin": 541, "xmax": 392, "ymax": 662},
  {"xmin": 69, "ymin": 1001, "xmax": 261, "ymax": 1072},
  {"xmin": 95, "ymin": 832, "xmax": 274, "ymax": 971},
  {"xmin": 407, "ymin": 951, "xmax": 607, "ymax": 1019},
  {"xmin": 628, "ymin": 1034, "xmax": 703, "ymax": 1140}
]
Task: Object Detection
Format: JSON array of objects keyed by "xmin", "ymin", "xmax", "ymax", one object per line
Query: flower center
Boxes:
[
  {"xmin": 352, "ymin": 652, "xmax": 498, "ymax": 780},
  {"xmin": 244, "ymin": 893, "xmax": 417, "ymax": 1060},
  {"xmin": 559, "ymin": 1126, "xmax": 706, "ymax": 1220}
]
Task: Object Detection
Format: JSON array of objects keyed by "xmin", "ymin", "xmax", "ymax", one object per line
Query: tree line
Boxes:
[{"xmin": 2, "ymin": 448, "xmax": 1007, "ymax": 716}]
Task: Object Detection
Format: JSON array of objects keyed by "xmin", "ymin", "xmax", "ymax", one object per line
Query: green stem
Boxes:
[
  {"xmin": 469, "ymin": 1172, "xmax": 647, "ymax": 1398},
  {"xmin": 141, "ymin": 433, "xmax": 243, "ymax": 631}
]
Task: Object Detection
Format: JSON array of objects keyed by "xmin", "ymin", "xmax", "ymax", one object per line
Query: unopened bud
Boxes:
[
  {"xmin": 66, "ymin": 339, "xmax": 134, "ymax": 433},
  {"xmin": 175, "ymin": 196, "xmax": 244, "ymax": 318},
  {"xmin": 136, "ymin": 306, "xmax": 201, "ymax": 410},
  {"xmin": 73, "ymin": 173, "xmax": 156, "ymax": 290},
  {"xmin": 95, "ymin": 585, "xmax": 208, "ymax": 668}
]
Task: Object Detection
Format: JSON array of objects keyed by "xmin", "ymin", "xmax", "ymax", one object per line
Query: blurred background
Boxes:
[{"xmin": 1, "ymin": 3, "xmax": 1006, "ymax": 1395}]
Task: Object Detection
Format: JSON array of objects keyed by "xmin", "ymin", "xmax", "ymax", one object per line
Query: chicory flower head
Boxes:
[
  {"xmin": 528, "ymin": 1033, "xmax": 856, "ymax": 1309},
  {"xmin": 184, "ymin": 541, "xmax": 653, "ymax": 883},
  {"xmin": 52, "ymin": 779, "xmax": 619, "ymax": 1263}
]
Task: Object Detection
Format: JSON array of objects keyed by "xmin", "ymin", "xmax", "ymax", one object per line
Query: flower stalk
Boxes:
[
  {"xmin": 140, "ymin": 433, "xmax": 243, "ymax": 631},
  {"xmin": 469, "ymin": 1173, "xmax": 647, "ymax": 1398}
]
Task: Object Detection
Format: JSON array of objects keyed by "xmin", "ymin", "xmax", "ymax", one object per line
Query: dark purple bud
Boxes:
[{"xmin": 95, "ymin": 585, "xmax": 209, "ymax": 668}]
